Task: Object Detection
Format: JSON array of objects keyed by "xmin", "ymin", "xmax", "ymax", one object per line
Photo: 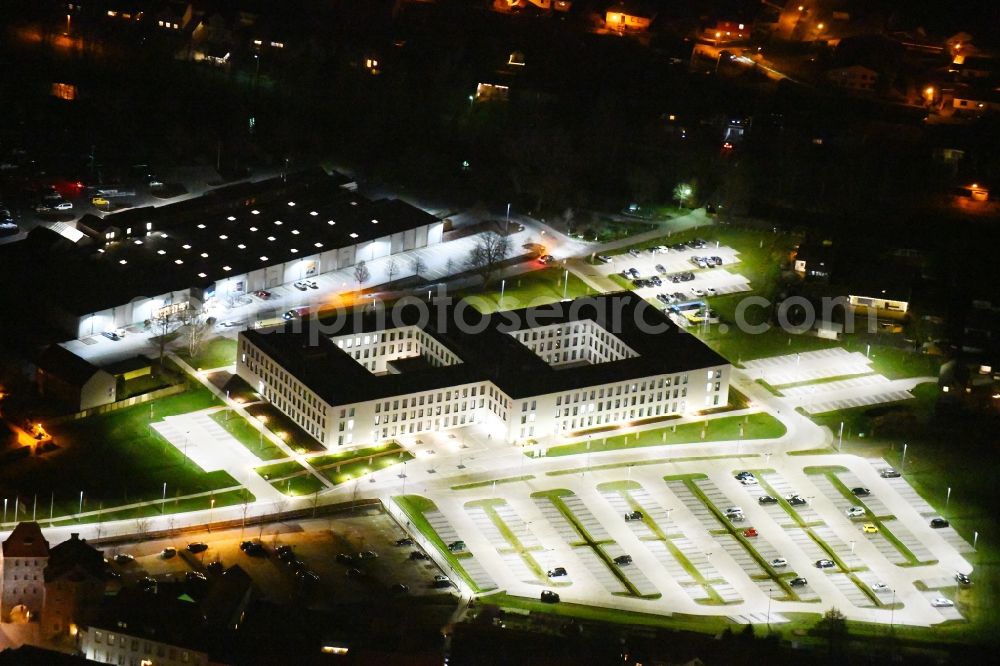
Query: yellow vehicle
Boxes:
[
  {"xmin": 862, "ymin": 523, "xmax": 878, "ymax": 534},
  {"xmin": 91, "ymin": 196, "xmax": 110, "ymax": 206}
]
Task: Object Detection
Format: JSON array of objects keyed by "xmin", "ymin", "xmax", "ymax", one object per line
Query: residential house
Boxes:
[
  {"xmin": 43, "ymin": 533, "xmax": 109, "ymax": 642},
  {"xmin": 155, "ymin": 1, "xmax": 194, "ymax": 32},
  {"xmin": 605, "ymin": 1, "xmax": 654, "ymax": 33},
  {"xmin": 826, "ymin": 65, "xmax": 878, "ymax": 92},
  {"xmin": 950, "ymin": 86, "xmax": 1000, "ymax": 116},
  {"xmin": 1, "ymin": 522, "xmax": 50, "ymax": 622},
  {"xmin": 35, "ymin": 345, "xmax": 117, "ymax": 412}
]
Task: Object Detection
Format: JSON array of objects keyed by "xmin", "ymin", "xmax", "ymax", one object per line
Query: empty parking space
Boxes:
[
  {"xmin": 803, "ymin": 388, "xmax": 915, "ymax": 414},
  {"xmin": 828, "ymin": 572, "xmax": 876, "ymax": 608},
  {"xmin": 743, "ymin": 349, "xmax": 872, "ymax": 386}
]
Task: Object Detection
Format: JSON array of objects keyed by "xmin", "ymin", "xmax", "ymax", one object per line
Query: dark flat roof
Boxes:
[
  {"xmin": 0, "ymin": 169, "xmax": 437, "ymax": 317},
  {"xmin": 241, "ymin": 292, "xmax": 729, "ymax": 403}
]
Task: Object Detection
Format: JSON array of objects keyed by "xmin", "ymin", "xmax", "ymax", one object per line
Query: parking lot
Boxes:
[
  {"xmin": 399, "ymin": 452, "xmax": 975, "ymax": 627},
  {"xmin": 593, "ymin": 241, "xmax": 752, "ymax": 311},
  {"xmin": 100, "ymin": 512, "xmax": 456, "ymax": 609}
]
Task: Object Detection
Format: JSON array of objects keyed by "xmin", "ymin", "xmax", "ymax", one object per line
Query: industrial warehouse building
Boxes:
[
  {"xmin": 236, "ymin": 293, "xmax": 731, "ymax": 448},
  {"xmin": 0, "ymin": 169, "xmax": 442, "ymax": 340}
]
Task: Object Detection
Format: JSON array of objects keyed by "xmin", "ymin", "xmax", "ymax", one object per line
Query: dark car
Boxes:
[
  {"xmin": 790, "ymin": 577, "xmax": 808, "ymax": 587},
  {"xmin": 955, "ymin": 573, "xmax": 972, "ymax": 586},
  {"xmin": 624, "ymin": 511, "xmax": 643, "ymax": 522},
  {"xmin": 851, "ymin": 487, "xmax": 871, "ymax": 497},
  {"xmin": 185, "ymin": 571, "xmax": 207, "ymax": 583},
  {"xmin": 930, "ymin": 518, "xmax": 950, "ymax": 528},
  {"xmin": 540, "ymin": 590, "xmax": 560, "ymax": 603},
  {"xmin": 758, "ymin": 495, "xmax": 778, "ymax": 505},
  {"xmin": 547, "ymin": 567, "xmax": 567, "ymax": 578},
  {"xmin": 447, "ymin": 541, "xmax": 466, "ymax": 552},
  {"xmin": 409, "ymin": 551, "xmax": 428, "ymax": 561},
  {"xmin": 137, "ymin": 576, "xmax": 157, "ymax": 592},
  {"xmin": 114, "ymin": 553, "xmax": 134, "ymax": 565},
  {"xmin": 786, "ymin": 495, "xmax": 807, "ymax": 506},
  {"xmin": 358, "ymin": 550, "xmax": 378, "ymax": 561},
  {"xmin": 815, "ymin": 559, "xmax": 835, "ymax": 569},
  {"xmin": 240, "ymin": 541, "xmax": 267, "ymax": 557},
  {"xmin": 297, "ymin": 570, "xmax": 320, "ymax": 584},
  {"xmin": 613, "ymin": 554, "xmax": 633, "ymax": 566},
  {"xmin": 186, "ymin": 542, "xmax": 208, "ymax": 554},
  {"xmin": 161, "ymin": 547, "xmax": 177, "ymax": 559},
  {"xmin": 395, "ymin": 537, "xmax": 414, "ymax": 547},
  {"xmin": 336, "ymin": 553, "xmax": 355, "ymax": 565},
  {"xmin": 346, "ymin": 568, "xmax": 364, "ymax": 578},
  {"xmin": 206, "ymin": 561, "xmax": 224, "ymax": 576},
  {"xmin": 880, "ymin": 468, "xmax": 901, "ymax": 478},
  {"xmin": 101, "ymin": 331, "xmax": 122, "ymax": 341}
]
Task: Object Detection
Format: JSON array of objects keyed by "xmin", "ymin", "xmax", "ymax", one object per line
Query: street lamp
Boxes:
[
  {"xmin": 161, "ymin": 482, "xmax": 167, "ymax": 515},
  {"xmin": 946, "ymin": 486, "xmax": 952, "ymax": 510},
  {"xmin": 901, "ymin": 442, "xmax": 908, "ymax": 471},
  {"xmin": 505, "ymin": 202, "xmax": 511, "ymax": 236}
]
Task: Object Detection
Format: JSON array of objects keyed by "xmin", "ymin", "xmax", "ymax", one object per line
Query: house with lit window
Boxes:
[
  {"xmin": 42, "ymin": 533, "xmax": 108, "ymax": 642},
  {"xmin": 826, "ymin": 65, "xmax": 878, "ymax": 92},
  {"xmin": 604, "ymin": 1, "xmax": 654, "ymax": 33},
  {"xmin": 236, "ymin": 293, "xmax": 731, "ymax": 448}
]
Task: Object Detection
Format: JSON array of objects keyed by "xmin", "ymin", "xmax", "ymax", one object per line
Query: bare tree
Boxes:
[
  {"xmin": 354, "ymin": 260, "xmax": 370, "ymax": 288},
  {"xmin": 410, "ymin": 254, "xmax": 427, "ymax": 278},
  {"xmin": 386, "ymin": 257, "xmax": 399, "ymax": 285},
  {"xmin": 134, "ymin": 516, "xmax": 151, "ymax": 540},
  {"xmin": 466, "ymin": 231, "xmax": 512, "ymax": 287},
  {"xmin": 184, "ymin": 307, "xmax": 213, "ymax": 362},
  {"xmin": 148, "ymin": 310, "xmax": 179, "ymax": 366}
]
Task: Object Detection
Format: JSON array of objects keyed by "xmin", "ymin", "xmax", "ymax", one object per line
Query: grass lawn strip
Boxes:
[
  {"xmin": 544, "ymin": 413, "xmax": 785, "ymax": 458},
  {"xmin": 477, "ymin": 591, "xmax": 732, "ymax": 634},
  {"xmin": 178, "ymin": 338, "xmax": 238, "ymax": 370},
  {"xmin": 49, "ymin": 488, "xmax": 252, "ymax": 526},
  {"xmin": 681, "ymin": 478, "xmax": 798, "ymax": 600},
  {"xmin": 451, "ymin": 475, "xmax": 535, "ymax": 491},
  {"xmin": 209, "ymin": 410, "xmax": 287, "ymax": 461},
  {"xmin": 753, "ymin": 473, "xmax": 883, "ymax": 607},
  {"xmin": 546, "ymin": 453, "xmax": 760, "ymax": 477},
  {"xmin": 465, "ymin": 498, "xmax": 550, "ymax": 584},
  {"xmin": 392, "ymin": 495, "xmax": 483, "ymax": 593},
  {"xmin": 530, "ymin": 489, "xmax": 649, "ymax": 599},
  {"xmin": 806, "ymin": 467, "xmax": 932, "ymax": 567},
  {"xmin": 313, "ymin": 446, "xmax": 414, "ymax": 485},
  {"xmin": 597, "ymin": 482, "xmax": 723, "ymax": 604}
]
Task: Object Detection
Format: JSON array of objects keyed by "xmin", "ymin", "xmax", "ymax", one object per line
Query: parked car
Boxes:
[
  {"xmin": 880, "ymin": 468, "xmax": 901, "ymax": 478},
  {"xmin": 624, "ymin": 511, "xmax": 643, "ymax": 522},
  {"xmin": 240, "ymin": 541, "xmax": 267, "ymax": 556},
  {"xmin": 786, "ymin": 495, "xmax": 807, "ymax": 506},
  {"xmin": 539, "ymin": 254, "xmax": 556, "ymax": 264},
  {"xmin": 293, "ymin": 281, "xmax": 309, "ymax": 291},
  {"xmin": 540, "ymin": 590, "xmax": 560, "ymax": 603},
  {"xmin": 930, "ymin": 518, "xmax": 950, "ymax": 528},
  {"xmin": 114, "ymin": 553, "xmax": 134, "ymax": 565},
  {"xmin": 613, "ymin": 554, "xmax": 632, "ymax": 566},
  {"xmin": 358, "ymin": 550, "xmax": 378, "ymax": 560},
  {"xmin": 758, "ymin": 495, "xmax": 778, "ymax": 505},
  {"xmin": 862, "ymin": 523, "xmax": 878, "ymax": 534},
  {"xmin": 815, "ymin": 559, "xmax": 835, "ymax": 569},
  {"xmin": 770, "ymin": 558, "xmax": 787, "ymax": 568},
  {"xmin": 448, "ymin": 541, "xmax": 466, "ymax": 552},
  {"xmin": 346, "ymin": 568, "xmax": 364, "ymax": 578},
  {"xmin": 871, "ymin": 582, "xmax": 890, "ymax": 593},
  {"xmin": 739, "ymin": 477, "xmax": 758, "ymax": 486},
  {"xmin": 931, "ymin": 597, "xmax": 954, "ymax": 608},
  {"xmin": 186, "ymin": 542, "xmax": 208, "ymax": 554},
  {"xmin": 433, "ymin": 574, "xmax": 452, "ymax": 588},
  {"xmin": 597, "ymin": 255, "xmax": 612, "ymax": 264},
  {"xmin": 253, "ymin": 290, "xmax": 271, "ymax": 300},
  {"xmin": 743, "ymin": 528, "xmax": 758, "ymax": 538},
  {"xmin": 101, "ymin": 331, "xmax": 122, "ymax": 341},
  {"xmin": 846, "ymin": 506, "xmax": 866, "ymax": 517},
  {"xmin": 735, "ymin": 471, "xmax": 754, "ymax": 480},
  {"xmin": 851, "ymin": 487, "xmax": 871, "ymax": 497},
  {"xmin": 727, "ymin": 512, "xmax": 745, "ymax": 522},
  {"xmin": 186, "ymin": 571, "xmax": 207, "ymax": 583},
  {"xmin": 790, "ymin": 577, "xmax": 808, "ymax": 587},
  {"xmin": 137, "ymin": 576, "xmax": 157, "ymax": 592},
  {"xmin": 409, "ymin": 551, "xmax": 428, "ymax": 561},
  {"xmin": 161, "ymin": 547, "xmax": 176, "ymax": 559},
  {"xmin": 297, "ymin": 570, "xmax": 320, "ymax": 584},
  {"xmin": 395, "ymin": 537, "xmax": 414, "ymax": 546},
  {"xmin": 336, "ymin": 553, "xmax": 355, "ymax": 565},
  {"xmin": 955, "ymin": 573, "xmax": 972, "ymax": 586},
  {"xmin": 547, "ymin": 567, "xmax": 568, "ymax": 578}
]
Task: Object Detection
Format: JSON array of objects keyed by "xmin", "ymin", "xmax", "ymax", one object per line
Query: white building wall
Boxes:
[
  {"xmin": 81, "ymin": 626, "xmax": 208, "ymax": 666},
  {"xmin": 0, "ymin": 556, "xmax": 47, "ymax": 621}
]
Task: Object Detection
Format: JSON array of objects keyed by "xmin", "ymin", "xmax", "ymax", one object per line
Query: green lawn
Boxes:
[
  {"xmin": 318, "ymin": 451, "xmax": 413, "ymax": 485},
  {"xmin": 307, "ymin": 442, "xmax": 405, "ymax": 468},
  {"xmin": 543, "ymin": 413, "xmax": 786, "ymax": 457},
  {"xmin": 50, "ymin": 488, "xmax": 253, "ymax": 526},
  {"xmin": 272, "ymin": 475, "xmax": 325, "ymax": 497},
  {"xmin": 210, "ymin": 410, "xmax": 287, "ymax": 461},
  {"xmin": 393, "ymin": 495, "xmax": 484, "ymax": 593},
  {"xmin": 244, "ymin": 402, "xmax": 325, "ymax": 452},
  {"xmin": 255, "ymin": 460, "xmax": 305, "ymax": 479},
  {"xmin": 7, "ymin": 386, "xmax": 234, "ymax": 520},
  {"xmin": 178, "ymin": 338, "xmax": 238, "ymax": 370},
  {"xmin": 455, "ymin": 267, "xmax": 594, "ymax": 313}
]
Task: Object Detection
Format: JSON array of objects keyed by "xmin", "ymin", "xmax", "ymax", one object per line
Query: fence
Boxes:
[{"xmin": 47, "ymin": 382, "xmax": 188, "ymax": 425}]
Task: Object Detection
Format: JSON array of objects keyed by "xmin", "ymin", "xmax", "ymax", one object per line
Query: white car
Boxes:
[
  {"xmin": 770, "ymin": 558, "xmax": 787, "ymax": 568},
  {"xmin": 871, "ymin": 583, "xmax": 889, "ymax": 593},
  {"xmin": 846, "ymin": 506, "xmax": 865, "ymax": 517},
  {"xmin": 54, "ymin": 201, "xmax": 74, "ymax": 211},
  {"xmin": 931, "ymin": 597, "xmax": 954, "ymax": 608},
  {"xmin": 724, "ymin": 507, "xmax": 742, "ymax": 515},
  {"xmin": 740, "ymin": 478, "xmax": 758, "ymax": 486}
]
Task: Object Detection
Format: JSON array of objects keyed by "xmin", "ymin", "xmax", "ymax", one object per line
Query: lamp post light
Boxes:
[
  {"xmin": 946, "ymin": 486, "xmax": 952, "ymax": 510},
  {"xmin": 78, "ymin": 491, "xmax": 84, "ymax": 516},
  {"xmin": 901, "ymin": 442, "xmax": 908, "ymax": 472},
  {"xmin": 767, "ymin": 587, "xmax": 772, "ymax": 632},
  {"xmin": 2, "ymin": 498, "xmax": 6, "ymax": 525},
  {"xmin": 973, "ymin": 531, "xmax": 979, "ymax": 551},
  {"xmin": 499, "ymin": 279, "xmax": 506, "ymax": 309},
  {"xmin": 838, "ymin": 421, "xmax": 844, "ymax": 452},
  {"xmin": 161, "ymin": 482, "xmax": 167, "ymax": 515},
  {"xmin": 505, "ymin": 202, "xmax": 511, "ymax": 236}
]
